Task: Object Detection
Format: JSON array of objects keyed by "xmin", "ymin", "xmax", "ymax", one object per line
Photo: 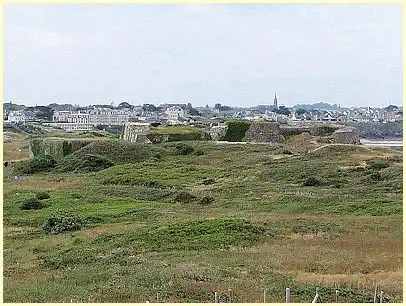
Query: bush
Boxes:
[
  {"xmin": 36, "ymin": 191, "xmax": 50, "ymax": 200},
  {"xmin": 200, "ymin": 196, "xmax": 215, "ymax": 205},
  {"xmin": 302, "ymin": 176, "xmax": 323, "ymax": 187},
  {"xmin": 21, "ymin": 198, "xmax": 44, "ymax": 210},
  {"xmin": 369, "ymin": 171, "xmax": 382, "ymax": 181},
  {"xmin": 202, "ymin": 178, "xmax": 216, "ymax": 185},
  {"xmin": 174, "ymin": 191, "xmax": 197, "ymax": 203},
  {"xmin": 370, "ymin": 159, "xmax": 391, "ymax": 171},
  {"xmin": 56, "ymin": 154, "xmax": 114, "ymax": 173},
  {"xmin": 14, "ymin": 154, "xmax": 56, "ymax": 174},
  {"xmin": 282, "ymin": 149, "xmax": 293, "ymax": 155},
  {"xmin": 166, "ymin": 143, "xmax": 195, "ymax": 155},
  {"xmin": 43, "ymin": 211, "xmax": 83, "ymax": 235}
]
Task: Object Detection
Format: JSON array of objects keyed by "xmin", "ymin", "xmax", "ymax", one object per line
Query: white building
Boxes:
[
  {"xmin": 53, "ymin": 110, "xmax": 72, "ymax": 122},
  {"xmin": 166, "ymin": 106, "xmax": 184, "ymax": 121},
  {"xmin": 52, "ymin": 107, "xmax": 131, "ymax": 130},
  {"xmin": 67, "ymin": 112, "xmax": 91, "ymax": 124},
  {"xmin": 89, "ymin": 108, "xmax": 130, "ymax": 126},
  {"xmin": 45, "ymin": 122, "xmax": 93, "ymax": 132},
  {"xmin": 8, "ymin": 111, "xmax": 26, "ymax": 123}
]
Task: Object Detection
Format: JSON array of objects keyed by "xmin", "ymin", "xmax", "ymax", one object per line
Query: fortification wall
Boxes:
[
  {"xmin": 280, "ymin": 126, "xmax": 311, "ymax": 137},
  {"xmin": 332, "ymin": 128, "xmax": 360, "ymax": 144},
  {"xmin": 121, "ymin": 122, "xmax": 152, "ymax": 143},
  {"xmin": 209, "ymin": 124, "xmax": 228, "ymax": 140},
  {"xmin": 244, "ymin": 121, "xmax": 285, "ymax": 143},
  {"xmin": 29, "ymin": 138, "xmax": 94, "ymax": 160}
]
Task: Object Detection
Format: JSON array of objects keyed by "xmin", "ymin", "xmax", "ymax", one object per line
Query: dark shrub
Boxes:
[
  {"xmin": 175, "ymin": 191, "xmax": 197, "ymax": 203},
  {"xmin": 70, "ymin": 192, "xmax": 83, "ymax": 199},
  {"xmin": 21, "ymin": 198, "xmax": 44, "ymax": 210},
  {"xmin": 202, "ymin": 178, "xmax": 216, "ymax": 185},
  {"xmin": 200, "ymin": 196, "xmax": 215, "ymax": 205},
  {"xmin": 222, "ymin": 120, "xmax": 251, "ymax": 142},
  {"xmin": 282, "ymin": 149, "xmax": 293, "ymax": 155},
  {"xmin": 370, "ymin": 160, "xmax": 390, "ymax": 171},
  {"xmin": 194, "ymin": 150, "xmax": 204, "ymax": 156},
  {"xmin": 369, "ymin": 171, "xmax": 382, "ymax": 181},
  {"xmin": 166, "ymin": 143, "xmax": 195, "ymax": 155},
  {"xmin": 57, "ymin": 154, "xmax": 114, "ymax": 173},
  {"xmin": 36, "ymin": 191, "xmax": 50, "ymax": 200},
  {"xmin": 303, "ymin": 176, "xmax": 323, "ymax": 187},
  {"xmin": 167, "ymin": 132, "xmax": 202, "ymax": 142},
  {"xmin": 43, "ymin": 211, "xmax": 83, "ymax": 234},
  {"xmin": 15, "ymin": 154, "xmax": 56, "ymax": 174},
  {"xmin": 77, "ymin": 154, "xmax": 114, "ymax": 172}
]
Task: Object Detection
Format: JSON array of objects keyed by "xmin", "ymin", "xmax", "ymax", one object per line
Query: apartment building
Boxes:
[{"xmin": 52, "ymin": 108, "xmax": 131, "ymax": 130}]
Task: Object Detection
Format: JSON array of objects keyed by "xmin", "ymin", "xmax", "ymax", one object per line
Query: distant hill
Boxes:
[
  {"xmin": 292, "ymin": 102, "xmax": 345, "ymax": 111},
  {"xmin": 3, "ymin": 102, "xmax": 26, "ymax": 112}
]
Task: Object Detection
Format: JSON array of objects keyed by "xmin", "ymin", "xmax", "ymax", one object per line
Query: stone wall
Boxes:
[
  {"xmin": 29, "ymin": 138, "xmax": 94, "ymax": 160},
  {"xmin": 331, "ymin": 128, "xmax": 360, "ymax": 144},
  {"xmin": 209, "ymin": 124, "xmax": 228, "ymax": 140},
  {"xmin": 280, "ymin": 126, "xmax": 311, "ymax": 137},
  {"xmin": 121, "ymin": 122, "xmax": 152, "ymax": 143},
  {"xmin": 244, "ymin": 121, "xmax": 285, "ymax": 143}
]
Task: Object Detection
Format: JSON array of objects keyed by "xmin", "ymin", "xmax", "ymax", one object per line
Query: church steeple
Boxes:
[{"xmin": 273, "ymin": 92, "xmax": 278, "ymax": 109}]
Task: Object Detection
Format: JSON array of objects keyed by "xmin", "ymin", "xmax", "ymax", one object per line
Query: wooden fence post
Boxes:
[
  {"xmin": 228, "ymin": 289, "xmax": 233, "ymax": 303},
  {"xmin": 215, "ymin": 292, "xmax": 219, "ymax": 303},
  {"xmin": 374, "ymin": 286, "xmax": 378, "ymax": 303},
  {"xmin": 263, "ymin": 289, "xmax": 266, "ymax": 303},
  {"xmin": 335, "ymin": 289, "xmax": 339, "ymax": 303},
  {"xmin": 285, "ymin": 288, "xmax": 291, "ymax": 303},
  {"xmin": 380, "ymin": 290, "xmax": 384, "ymax": 303}
]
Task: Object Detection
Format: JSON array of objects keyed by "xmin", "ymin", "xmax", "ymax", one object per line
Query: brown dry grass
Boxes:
[
  {"xmin": 294, "ymin": 270, "xmax": 402, "ymax": 292},
  {"xmin": 3, "ymin": 138, "xmax": 30, "ymax": 161},
  {"xmin": 3, "ymin": 178, "xmax": 74, "ymax": 191}
]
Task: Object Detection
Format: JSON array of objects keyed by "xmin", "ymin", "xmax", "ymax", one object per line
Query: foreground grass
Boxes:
[{"xmin": 3, "ymin": 140, "xmax": 403, "ymax": 302}]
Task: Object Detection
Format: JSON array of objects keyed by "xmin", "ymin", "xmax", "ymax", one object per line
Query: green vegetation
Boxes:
[
  {"xmin": 147, "ymin": 125, "xmax": 205, "ymax": 143},
  {"xmin": 222, "ymin": 119, "xmax": 251, "ymax": 142},
  {"xmin": 56, "ymin": 154, "xmax": 115, "ymax": 173},
  {"xmin": 36, "ymin": 191, "xmax": 50, "ymax": 200},
  {"xmin": 43, "ymin": 211, "xmax": 84, "ymax": 235},
  {"xmin": 64, "ymin": 139, "xmax": 170, "ymax": 164},
  {"xmin": 309, "ymin": 124, "xmax": 342, "ymax": 136},
  {"xmin": 3, "ymin": 136, "xmax": 403, "ymax": 303},
  {"xmin": 30, "ymin": 138, "xmax": 94, "ymax": 160},
  {"xmin": 14, "ymin": 155, "xmax": 56, "ymax": 175},
  {"xmin": 20, "ymin": 198, "xmax": 45, "ymax": 210}
]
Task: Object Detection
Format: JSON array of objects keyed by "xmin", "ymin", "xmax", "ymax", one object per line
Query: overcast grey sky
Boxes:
[{"xmin": 3, "ymin": 3, "xmax": 402, "ymax": 108}]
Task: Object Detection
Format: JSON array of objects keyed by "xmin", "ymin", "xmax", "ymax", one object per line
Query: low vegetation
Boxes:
[
  {"xmin": 3, "ymin": 134, "xmax": 403, "ymax": 303},
  {"xmin": 13, "ymin": 155, "xmax": 56, "ymax": 175}
]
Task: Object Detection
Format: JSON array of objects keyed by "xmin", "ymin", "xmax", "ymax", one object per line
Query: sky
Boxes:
[{"xmin": 3, "ymin": 3, "xmax": 403, "ymax": 108}]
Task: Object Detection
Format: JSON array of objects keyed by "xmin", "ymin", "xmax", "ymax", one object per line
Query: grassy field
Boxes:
[{"xmin": 3, "ymin": 134, "xmax": 403, "ymax": 303}]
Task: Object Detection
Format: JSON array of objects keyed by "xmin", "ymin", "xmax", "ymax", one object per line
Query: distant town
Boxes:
[{"xmin": 3, "ymin": 95, "xmax": 403, "ymax": 132}]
